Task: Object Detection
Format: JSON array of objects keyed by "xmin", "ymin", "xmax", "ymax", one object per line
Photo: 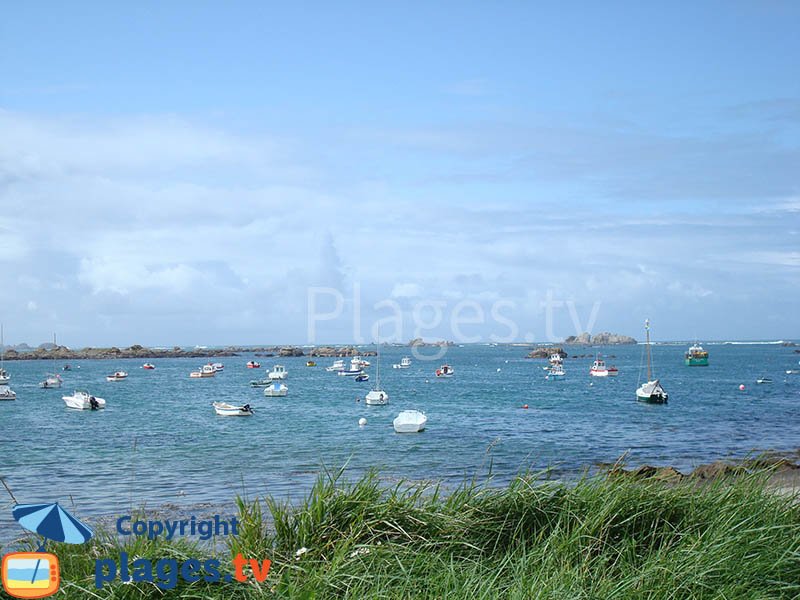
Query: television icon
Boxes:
[{"xmin": 1, "ymin": 552, "xmax": 60, "ymax": 599}]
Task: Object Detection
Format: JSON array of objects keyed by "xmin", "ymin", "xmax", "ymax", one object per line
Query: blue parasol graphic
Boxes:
[{"xmin": 12, "ymin": 502, "xmax": 94, "ymax": 583}]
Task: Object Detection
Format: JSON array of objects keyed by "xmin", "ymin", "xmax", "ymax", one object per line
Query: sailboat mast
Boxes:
[
  {"xmin": 645, "ymin": 319, "xmax": 652, "ymax": 381},
  {"xmin": 1, "ymin": 324, "xmax": 4, "ymax": 371}
]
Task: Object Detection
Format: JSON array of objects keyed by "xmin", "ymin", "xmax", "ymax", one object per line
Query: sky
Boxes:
[{"xmin": 0, "ymin": 1, "xmax": 798, "ymax": 347}]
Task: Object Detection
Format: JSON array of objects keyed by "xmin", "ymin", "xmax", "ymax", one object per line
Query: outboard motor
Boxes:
[
  {"xmin": 89, "ymin": 396, "xmax": 99, "ymax": 411},
  {"xmin": 243, "ymin": 403, "xmax": 252, "ymax": 413}
]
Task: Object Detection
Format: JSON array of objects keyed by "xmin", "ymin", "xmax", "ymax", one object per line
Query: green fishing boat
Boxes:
[{"xmin": 685, "ymin": 343, "xmax": 709, "ymax": 366}]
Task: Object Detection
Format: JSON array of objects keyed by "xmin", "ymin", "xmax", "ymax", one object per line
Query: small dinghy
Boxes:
[
  {"xmin": 263, "ymin": 382, "xmax": 288, "ymax": 397},
  {"xmin": 106, "ymin": 371, "xmax": 128, "ymax": 382},
  {"xmin": 246, "ymin": 360, "xmax": 261, "ymax": 369},
  {"xmin": 355, "ymin": 372, "xmax": 370, "ymax": 382},
  {"xmin": 249, "ymin": 378, "xmax": 271, "ymax": 387},
  {"xmin": 756, "ymin": 377, "xmax": 772, "ymax": 384},
  {"xmin": 142, "ymin": 363, "xmax": 155, "ymax": 370},
  {"xmin": 435, "ymin": 364, "xmax": 454, "ymax": 378},
  {"xmin": 63, "ymin": 390, "xmax": 106, "ymax": 410},
  {"xmin": 213, "ymin": 402, "xmax": 254, "ymax": 416},
  {"xmin": 393, "ymin": 410, "xmax": 427, "ymax": 433},
  {"xmin": 0, "ymin": 385, "xmax": 17, "ymax": 401}
]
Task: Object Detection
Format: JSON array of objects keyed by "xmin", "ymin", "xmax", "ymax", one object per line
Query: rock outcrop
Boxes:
[
  {"xmin": 408, "ymin": 338, "xmax": 454, "ymax": 347},
  {"xmin": 564, "ymin": 332, "xmax": 637, "ymax": 345},
  {"xmin": 526, "ymin": 347, "xmax": 567, "ymax": 359}
]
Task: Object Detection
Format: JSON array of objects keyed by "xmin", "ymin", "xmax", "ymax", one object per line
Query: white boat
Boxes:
[
  {"xmin": 338, "ymin": 367, "xmax": 364, "ymax": 377},
  {"xmin": 63, "ymin": 390, "xmax": 106, "ymax": 410},
  {"xmin": 393, "ymin": 410, "xmax": 427, "ymax": 433},
  {"xmin": 142, "ymin": 363, "xmax": 155, "ymax": 370},
  {"xmin": 0, "ymin": 385, "xmax": 16, "ymax": 401},
  {"xmin": 756, "ymin": 377, "xmax": 772, "ymax": 384},
  {"xmin": 351, "ymin": 356, "xmax": 370, "ymax": 369},
  {"xmin": 190, "ymin": 364, "xmax": 216, "ymax": 378},
  {"xmin": 0, "ymin": 324, "xmax": 8, "ymax": 384},
  {"xmin": 39, "ymin": 333, "xmax": 62, "ymax": 388},
  {"xmin": 106, "ymin": 371, "xmax": 128, "ymax": 382},
  {"xmin": 589, "ymin": 356, "xmax": 618, "ymax": 377},
  {"xmin": 636, "ymin": 319, "xmax": 668, "ymax": 404},
  {"xmin": 268, "ymin": 365, "xmax": 288, "ymax": 380},
  {"xmin": 355, "ymin": 372, "xmax": 370, "ymax": 382},
  {"xmin": 549, "ymin": 353, "xmax": 564, "ymax": 365},
  {"xmin": 263, "ymin": 382, "xmax": 288, "ymax": 397},
  {"xmin": 212, "ymin": 401, "xmax": 254, "ymax": 416},
  {"xmin": 392, "ymin": 357, "xmax": 412, "ymax": 369},
  {"xmin": 435, "ymin": 364, "xmax": 454, "ymax": 378},
  {"xmin": 326, "ymin": 359, "xmax": 345, "ymax": 372},
  {"xmin": 39, "ymin": 374, "xmax": 62, "ymax": 389},
  {"xmin": 546, "ymin": 364, "xmax": 566, "ymax": 378},
  {"xmin": 365, "ymin": 342, "xmax": 389, "ymax": 405},
  {"xmin": 211, "ymin": 362, "xmax": 224, "ymax": 372}
]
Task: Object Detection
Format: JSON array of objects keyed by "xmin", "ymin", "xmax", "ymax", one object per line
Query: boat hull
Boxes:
[
  {"xmin": 365, "ymin": 390, "xmax": 389, "ymax": 405},
  {"xmin": 685, "ymin": 357, "xmax": 709, "ymax": 366}
]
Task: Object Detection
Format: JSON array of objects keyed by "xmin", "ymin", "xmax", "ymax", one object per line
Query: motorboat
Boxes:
[
  {"xmin": 756, "ymin": 377, "xmax": 772, "ymax": 384},
  {"xmin": 62, "ymin": 364, "xmax": 71, "ymax": 371},
  {"xmin": 306, "ymin": 360, "xmax": 316, "ymax": 367},
  {"xmin": 268, "ymin": 365, "xmax": 288, "ymax": 380},
  {"xmin": 0, "ymin": 368, "xmax": 9, "ymax": 384},
  {"xmin": 351, "ymin": 356, "xmax": 370, "ymax": 369},
  {"xmin": 392, "ymin": 357, "xmax": 412, "ymax": 369},
  {"xmin": 549, "ymin": 353, "xmax": 564, "ymax": 366},
  {"xmin": 212, "ymin": 401, "xmax": 254, "ymax": 416},
  {"xmin": 546, "ymin": 364, "xmax": 566, "ymax": 379},
  {"xmin": 142, "ymin": 363, "xmax": 155, "ymax": 370},
  {"xmin": 190, "ymin": 364, "xmax": 216, "ymax": 378},
  {"xmin": 211, "ymin": 362, "xmax": 224, "ymax": 372},
  {"xmin": 106, "ymin": 371, "xmax": 128, "ymax": 382},
  {"xmin": 338, "ymin": 367, "xmax": 363, "ymax": 377},
  {"xmin": 636, "ymin": 319, "xmax": 668, "ymax": 404},
  {"xmin": 685, "ymin": 343, "xmax": 709, "ymax": 366},
  {"xmin": 355, "ymin": 372, "xmax": 370, "ymax": 382},
  {"xmin": 39, "ymin": 374, "xmax": 62, "ymax": 389},
  {"xmin": 249, "ymin": 378, "xmax": 272, "ymax": 387},
  {"xmin": 326, "ymin": 359, "xmax": 345, "ymax": 372},
  {"xmin": 365, "ymin": 390, "xmax": 389, "ymax": 405},
  {"xmin": 590, "ymin": 357, "xmax": 612, "ymax": 377},
  {"xmin": 246, "ymin": 360, "xmax": 261, "ymax": 369},
  {"xmin": 63, "ymin": 390, "xmax": 106, "ymax": 410},
  {"xmin": 263, "ymin": 382, "xmax": 288, "ymax": 397},
  {"xmin": 0, "ymin": 385, "xmax": 16, "ymax": 401},
  {"xmin": 435, "ymin": 365, "xmax": 454, "ymax": 378},
  {"xmin": 393, "ymin": 410, "xmax": 427, "ymax": 433}
]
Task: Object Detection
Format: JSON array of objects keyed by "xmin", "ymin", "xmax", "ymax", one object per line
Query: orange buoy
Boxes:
[{"xmin": 522, "ymin": 404, "xmax": 529, "ymax": 409}]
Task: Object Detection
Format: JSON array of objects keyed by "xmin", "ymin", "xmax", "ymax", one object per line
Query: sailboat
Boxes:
[
  {"xmin": 39, "ymin": 333, "xmax": 62, "ymax": 389},
  {"xmin": 636, "ymin": 319, "xmax": 668, "ymax": 404},
  {"xmin": 365, "ymin": 342, "xmax": 389, "ymax": 406},
  {"xmin": 0, "ymin": 324, "xmax": 9, "ymax": 384}
]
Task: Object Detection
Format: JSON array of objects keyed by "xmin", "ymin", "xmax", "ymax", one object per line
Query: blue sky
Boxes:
[{"xmin": 1, "ymin": 1, "xmax": 798, "ymax": 346}]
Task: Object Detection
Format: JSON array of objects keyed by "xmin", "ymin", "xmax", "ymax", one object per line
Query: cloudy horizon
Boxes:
[{"xmin": 1, "ymin": 3, "xmax": 798, "ymax": 347}]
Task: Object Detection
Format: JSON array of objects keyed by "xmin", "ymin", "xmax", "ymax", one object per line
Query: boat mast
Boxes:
[
  {"xmin": 1, "ymin": 324, "xmax": 4, "ymax": 372},
  {"xmin": 645, "ymin": 319, "xmax": 652, "ymax": 381},
  {"xmin": 52, "ymin": 332, "xmax": 57, "ymax": 375}
]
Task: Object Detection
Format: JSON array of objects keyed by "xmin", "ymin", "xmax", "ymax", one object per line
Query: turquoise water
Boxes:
[{"xmin": 1, "ymin": 343, "xmax": 799, "ymax": 535}]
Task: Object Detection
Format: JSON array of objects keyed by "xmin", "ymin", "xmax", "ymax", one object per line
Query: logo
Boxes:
[{"xmin": 2, "ymin": 502, "xmax": 93, "ymax": 599}]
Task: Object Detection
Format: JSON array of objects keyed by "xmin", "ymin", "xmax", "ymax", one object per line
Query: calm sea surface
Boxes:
[{"xmin": 1, "ymin": 342, "xmax": 799, "ymax": 535}]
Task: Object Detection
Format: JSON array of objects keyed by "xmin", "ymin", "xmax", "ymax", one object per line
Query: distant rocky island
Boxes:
[
  {"xmin": 563, "ymin": 332, "xmax": 637, "ymax": 345},
  {"xmin": 408, "ymin": 338, "xmax": 455, "ymax": 347}
]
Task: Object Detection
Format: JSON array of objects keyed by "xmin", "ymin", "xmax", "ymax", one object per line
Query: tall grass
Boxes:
[{"xmin": 3, "ymin": 469, "xmax": 798, "ymax": 598}]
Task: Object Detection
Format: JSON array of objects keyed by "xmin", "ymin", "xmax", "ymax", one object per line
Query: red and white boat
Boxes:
[
  {"xmin": 246, "ymin": 361, "xmax": 261, "ymax": 369},
  {"xmin": 589, "ymin": 356, "xmax": 618, "ymax": 377},
  {"xmin": 142, "ymin": 363, "xmax": 155, "ymax": 370}
]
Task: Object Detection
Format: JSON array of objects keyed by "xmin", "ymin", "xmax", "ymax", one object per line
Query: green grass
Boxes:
[{"xmin": 3, "ymin": 468, "xmax": 799, "ymax": 599}]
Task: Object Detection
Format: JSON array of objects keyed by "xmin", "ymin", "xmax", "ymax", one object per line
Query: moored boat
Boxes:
[
  {"xmin": 190, "ymin": 364, "xmax": 216, "ymax": 378},
  {"xmin": 326, "ymin": 359, "xmax": 345, "ymax": 372},
  {"xmin": 212, "ymin": 401, "xmax": 254, "ymax": 416},
  {"xmin": 0, "ymin": 385, "xmax": 16, "ymax": 401},
  {"xmin": 392, "ymin": 357, "xmax": 412, "ymax": 369},
  {"xmin": 636, "ymin": 319, "xmax": 668, "ymax": 404},
  {"xmin": 435, "ymin": 364, "xmax": 454, "ymax": 378},
  {"xmin": 246, "ymin": 360, "xmax": 261, "ymax": 369},
  {"xmin": 268, "ymin": 365, "xmax": 288, "ymax": 380},
  {"xmin": 39, "ymin": 374, "xmax": 62, "ymax": 389},
  {"xmin": 211, "ymin": 362, "xmax": 224, "ymax": 372},
  {"xmin": 263, "ymin": 382, "xmax": 288, "ymax": 397},
  {"xmin": 249, "ymin": 378, "xmax": 271, "ymax": 387},
  {"xmin": 546, "ymin": 363, "xmax": 566, "ymax": 378},
  {"xmin": 685, "ymin": 343, "xmax": 709, "ymax": 366},
  {"xmin": 355, "ymin": 372, "xmax": 370, "ymax": 382},
  {"xmin": 63, "ymin": 390, "xmax": 106, "ymax": 410},
  {"xmin": 306, "ymin": 360, "xmax": 316, "ymax": 367},
  {"xmin": 393, "ymin": 410, "xmax": 427, "ymax": 433},
  {"xmin": 590, "ymin": 356, "xmax": 618, "ymax": 377},
  {"xmin": 756, "ymin": 377, "xmax": 772, "ymax": 384},
  {"xmin": 106, "ymin": 371, "xmax": 128, "ymax": 382},
  {"xmin": 142, "ymin": 363, "xmax": 155, "ymax": 370}
]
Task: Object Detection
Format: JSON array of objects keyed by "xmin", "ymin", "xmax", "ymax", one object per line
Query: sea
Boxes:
[{"xmin": 1, "ymin": 342, "xmax": 799, "ymax": 539}]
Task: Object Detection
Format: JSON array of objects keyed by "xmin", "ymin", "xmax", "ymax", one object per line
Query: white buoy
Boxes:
[
  {"xmin": 497, "ymin": 368, "xmax": 501, "ymax": 372},
  {"xmin": 358, "ymin": 417, "xmax": 367, "ymax": 426}
]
